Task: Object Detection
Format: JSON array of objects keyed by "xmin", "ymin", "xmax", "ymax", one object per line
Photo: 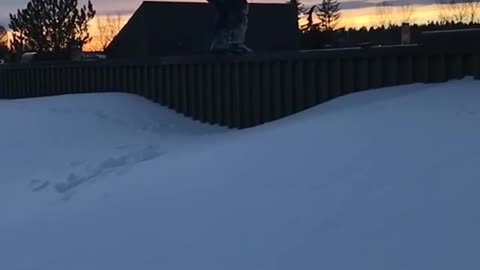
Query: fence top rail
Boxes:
[{"xmin": 0, "ymin": 43, "xmax": 476, "ymax": 70}]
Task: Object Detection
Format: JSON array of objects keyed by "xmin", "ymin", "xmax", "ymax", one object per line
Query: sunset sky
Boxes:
[
  {"xmin": 0, "ymin": 0, "xmax": 444, "ymax": 27},
  {"xmin": 0, "ymin": 0, "xmax": 465, "ymax": 50}
]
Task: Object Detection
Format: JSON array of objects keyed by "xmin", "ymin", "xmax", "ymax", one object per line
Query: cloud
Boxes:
[{"xmin": 303, "ymin": 0, "xmax": 437, "ymax": 10}]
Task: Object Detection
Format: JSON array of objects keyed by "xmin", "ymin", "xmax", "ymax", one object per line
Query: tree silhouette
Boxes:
[
  {"xmin": 9, "ymin": 0, "xmax": 96, "ymax": 53},
  {"xmin": 398, "ymin": 3, "xmax": 415, "ymax": 24},
  {"xmin": 435, "ymin": 0, "xmax": 478, "ymax": 23},
  {"xmin": 0, "ymin": 25, "xmax": 8, "ymax": 60},
  {"xmin": 302, "ymin": 5, "xmax": 319, "ymax": 32},
  {"xmin": 288, "ymin": 0, "xmax": 307, "ymax": 20},
  {"xmin": 375, "ymin": 1, "xmax": 394, "ymax": 28},
  {"xmin": 92, "ymin": 14, "xmax": 125, "ymax": 51},
  {"xmin": 316, "ymin": 0, "xmax": 341, "ymax": 31}
]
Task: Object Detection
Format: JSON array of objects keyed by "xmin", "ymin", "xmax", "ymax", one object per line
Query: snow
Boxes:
[
  {"xmin": 1, "ymin": 78, "xmax": 480, "ymax": 270},
  {"xmin": 0, "ymin": 93, "xmax": 227, "ymax": 213}
]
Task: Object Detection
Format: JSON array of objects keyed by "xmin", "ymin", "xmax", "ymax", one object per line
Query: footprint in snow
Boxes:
[
  {"xmin": 30, "ymin": 179, "xmax": 50, "ymax": 192},
  {"xmin": 54, "ymin": 145, "xmax": 163, "ymax": 195}
]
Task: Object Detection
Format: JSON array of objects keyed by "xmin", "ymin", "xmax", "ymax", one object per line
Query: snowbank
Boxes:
[{"xmin": 1, "ymin": 79, "xmax": 480, "ymax": 270}]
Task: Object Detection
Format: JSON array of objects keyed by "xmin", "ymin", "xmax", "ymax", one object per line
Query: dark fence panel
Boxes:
[{"xmin": 1, "ymin": 44, "xmax": 479, "ymax": 129}]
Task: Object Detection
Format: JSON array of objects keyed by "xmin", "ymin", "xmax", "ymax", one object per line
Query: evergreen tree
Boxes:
[
  {"xmin": 288, "ymin": 0, "xmax": 307, "ymax": 20},
  {"xmin": 316, "ymin": 0, "xmax": 341, "ymax": 31},
  {"xmin": 9, "ymin": 0, "xmax": 96, "ymax": 53}
]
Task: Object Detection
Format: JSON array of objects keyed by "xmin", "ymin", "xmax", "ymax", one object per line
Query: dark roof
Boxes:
[{"xmin": 106, "ymin": 1, "xmax": 299, "ymax": 58}]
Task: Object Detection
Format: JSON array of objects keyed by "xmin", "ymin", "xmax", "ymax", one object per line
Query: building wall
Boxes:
[{"xmin": 106, "ymin": 1, "xmax": 299, "ymax": 59}]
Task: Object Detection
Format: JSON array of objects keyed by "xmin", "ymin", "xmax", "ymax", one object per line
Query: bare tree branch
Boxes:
[
  {"xmin": 375, "ymin": 1, "xmax": 394, "ymax": 28},
  {"xmin": 91, "ymin": 13, "xmax": 124, "ymax": 51},
  {"xmin": 398, "ymin": 3, "xmax": 415, "ymax": 24},
  {"xmin": 436, "ymin": 0, "xmax": 474, "ymax": 23}
]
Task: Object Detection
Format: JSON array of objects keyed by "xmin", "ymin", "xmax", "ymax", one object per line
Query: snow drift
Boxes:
[{"xmin": 1, "ymin": 78, "xmax": 480, "ymax": 270}]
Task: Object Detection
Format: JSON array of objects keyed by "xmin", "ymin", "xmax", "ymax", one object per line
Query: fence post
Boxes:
[
  {"xmin": 145, "ymin": 64, "xmax": 154, "ymax": 102},
  {"xmin": 340, "ymin": 58, "xmax": 353, "ymax": 94},
  {"xmin": 239, "ymin": 61, "xmax": 252, "ymax": 128},
  {"xmin": 165, "ymin": 64, "xmax": 174, "ymax": 109},
  {"xmin": 385, "ymin": 56, "xmax": 398, "ymax": 87},
  {"xmin": 447, "ymin": 54, "xmax": 463, "ymax": 80},
  {"xmin": 304, "ymin": 59, "xmax": 316, "ymax": 108},
  {"xmin": 356, "ymin": 57, "xmax": 369, "ymax": 91},
  {"xmin": 430, "ymin": 54, "xmax": 447, "ymax": 83},
  {"xmin": 26, "ymin": 67, "xmax": 33, "ymax": 97},
  {"xmin": 196, "ymin": 63, "xmax": 207, "ymax": 123},
  {"xmin": 222, "ymin": 62, "xmax": 232, "ymax": 127},
  {"xmin": 398, "ymin": 56, "xmax": 413, "ymax": 85},
  {"xmin": 272, "ymin": 60, "xmax": 283, "ymax": 121},
  {"xmin": 156, "ymin": 65, "xmax": 165, "ymax": 106},
  {"xmin": 15, "ymin": 66, "xmax": 22, "ymax": 98},
  {"xmin": 231, "ymin": 61, "xmax": 241, "ymax": 128},
  {"xmin": 180, "ymin": 63, "xmax": 188, "ymax": 117},
  {"xmin": 370, "ymin": 56, "xmax": 383, "ymax": 89},
  {"xmin": 187, "ymin": 64, "xmax": 197, "ymax": 121},
  {"xmin": 475, "ymin": 53, "xmax": 480, "ymax": 80},
  {"xmin": 204, "ymin": 63, "xmax": 214, "ymax": 124},
  {"xmin": 7, "ymin": 67, "xmax": 13, "ymax": 98},
  {"xmin": 318, "ymin": 58, "xmax": 330, "ymax": 102},
  {"xmin": 0, "ymin": 68, "xmax": 4, "ymax": 98},
  {"xmin": 331, "ymin": 58, "xmax": 342, "ymax": 98},
  {"xmin": 294, "ymin": 60, "xmax": 305, "ymax": 112},
  {"xmin": 283, "ymin": 60, "xmax": 294, "ymax": 117},
  {"xmin": 261, "ymin": 61, "xmax": 273, "ymax": 124},
  {"xmin": 172, "ymin": 63, "xmax": 181, "ymax": 112},
  {"xmin": 251, "ymin": 60, "xmax": 262, "ymax": 126},
  {"xmin": 213, "ymin": 62, "xmax": 223, "ymax": 125},
  {"xmin": 414, "ymin": 55, "xmax": 429, "ymax": 83}
]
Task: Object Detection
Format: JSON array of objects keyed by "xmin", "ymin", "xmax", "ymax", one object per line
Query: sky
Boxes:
[
  {"xmin": 0, "ymin": 0, "xmax": 453, "ymax": 50},
  {"xmin": 0, "ymin": 0, "xmax": 439, "ymax": 27}
]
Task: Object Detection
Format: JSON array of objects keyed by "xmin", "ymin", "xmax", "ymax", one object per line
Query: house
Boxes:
[{"xmin": 105, "ymin": 1, "xmax": 300, "ymax": 58}]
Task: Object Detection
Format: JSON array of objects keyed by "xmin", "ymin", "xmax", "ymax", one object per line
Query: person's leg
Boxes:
[
  {"xmin": 226, "ymin": 0, "xmax": 252, "ymax": 53},
  {"xmin": 208, "ymin": 0, "xmax": 230, "ymax": 53}
]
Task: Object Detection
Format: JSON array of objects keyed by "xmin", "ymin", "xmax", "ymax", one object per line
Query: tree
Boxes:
[
  {"xmin": 9, "ymin": 0, "xmax": 96, "ymax": 53},
  {"xmin": 0, "ymin": 25, "xmax": 7, "ymax": 46},
  {"xmin": 466, "ymin": 0, "xmax": 480, "ymax": 23},
  {"xmin": 436, "ymin": 0, "xmax": 471, "ymax": 23},
  {"xmin": 0, "ymin": 25, "xmax": 8, "ymax": 59},
  {"xmin": 398, "ymin": 3, "xmax": 415, "ymax": 24},
  {"xmin": 92, "ymin": 14, "xmax": 124, "ymax": 51},
  {"xmin": 288, "ymin": 0, "xmax": 307, "ymax": 20},
  {"xmin": 316, "ymin": 0, "xmax": 341, "ymax": 31},
  {"xmin": 375, "ymin": 1, "xmax": 394, "ymax": 28},
  {"xmin": 301, "ymin": 5, "xmax": 319, "ymax": 32}
]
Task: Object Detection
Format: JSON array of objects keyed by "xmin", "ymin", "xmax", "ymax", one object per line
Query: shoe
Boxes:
[
  {"xmin": 228, "ymin": 43, "xmax": 252, "ymax": 54},
  {"xmin": 209, "ymin": 28, "xmax": 230, "ymax": 53}
]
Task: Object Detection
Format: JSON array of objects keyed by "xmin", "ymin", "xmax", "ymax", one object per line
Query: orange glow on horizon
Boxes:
[
  {"xmin": 6, "ymin": 3, "xmax": 475, "ymax": 51},
  {"xmin": 84, "ymin": 14, "xmax": 129, "ymax": 51},
  {"xmin": 302, "ymin": 3, "xmax": 480, "ymax": 30},
  {"xmin": 334, "ymin": 4, "xmax": 460, "ymax": 29},
  {"xmin": 86, "ymin": 3, "xmax": 480, "ymax": 51}
]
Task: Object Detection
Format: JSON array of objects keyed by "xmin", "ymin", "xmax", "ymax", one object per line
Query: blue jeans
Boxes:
[{"xmin": 208, "ymin": 0, "xmax": 249, "ymax": 51}]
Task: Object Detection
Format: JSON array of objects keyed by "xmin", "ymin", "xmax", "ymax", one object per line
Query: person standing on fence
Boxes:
[{"xmin": 207, "ymin": 0, "xmax": 252, "ymax": 54}]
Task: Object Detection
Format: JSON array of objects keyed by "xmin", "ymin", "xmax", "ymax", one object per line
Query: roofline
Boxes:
[
  {"xmin": 141, "ymin": 0, "xmax": 290, "ymax": 6},
  {"xmin": 105, "ymin": 2, "xmax": 148, "ymax": 52}
]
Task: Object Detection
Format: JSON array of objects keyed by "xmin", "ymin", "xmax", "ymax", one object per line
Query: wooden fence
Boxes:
[{"xmin": 1, "ymin": 44, "xmax": 479, "ymax": 129}]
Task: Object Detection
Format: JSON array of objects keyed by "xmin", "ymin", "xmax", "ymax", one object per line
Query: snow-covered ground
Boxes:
[{"xmin": 1, "ymin": 78, "xmax": 480, "ymax": 270}]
